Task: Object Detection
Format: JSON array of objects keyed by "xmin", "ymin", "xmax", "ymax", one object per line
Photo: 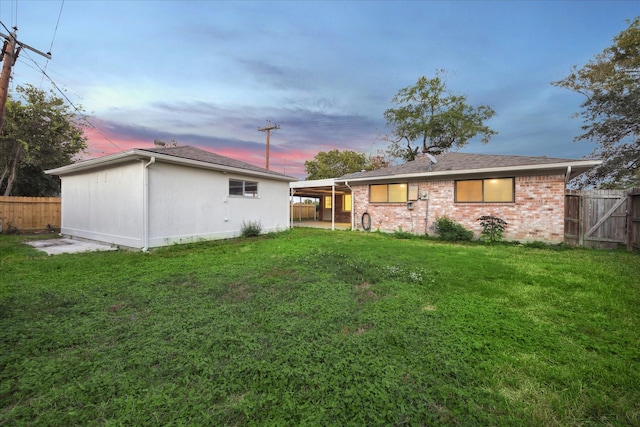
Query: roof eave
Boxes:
[
  {"xmin": 46, "ymin": 149, "xmax": 295, "ymax": 182},
  {"xmin": 45, "ymin": 149, "xmax": 141, "ymax": 175},
  {"xmin": 336, "ymin": 160, "xmax": 603, "ymax": 183}
]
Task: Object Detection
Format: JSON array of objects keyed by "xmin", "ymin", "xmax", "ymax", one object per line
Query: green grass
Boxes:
[{"xmin": 1, "ymin": 229, "xmax": 639, "ymax": 426}]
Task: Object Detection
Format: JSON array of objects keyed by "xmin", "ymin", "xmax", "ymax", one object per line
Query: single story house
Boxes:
[
  {"xmin": 46, "ymin": 145, "xmax": 296, "ymax": 250},
  {"xmin": 295, "ymin": 152, "xmax": 600, "ymax": 243}
]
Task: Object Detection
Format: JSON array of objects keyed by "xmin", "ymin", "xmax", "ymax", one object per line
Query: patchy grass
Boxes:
[{"xmin": 1, "ymin": 229, "xmax": 639, "ymax": 426}]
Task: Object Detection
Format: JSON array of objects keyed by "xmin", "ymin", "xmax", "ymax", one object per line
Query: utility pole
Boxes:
[
  {"xmin": 258, "ymin": 120, "xmax": 280, "ymax": 170},
  {"xmin": 0, "ymin": 28, "xmax": 52, "ymax": 133}
]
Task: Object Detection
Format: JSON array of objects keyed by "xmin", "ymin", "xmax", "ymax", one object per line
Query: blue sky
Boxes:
[{"xmin": 2, "ymin": 1, "xmax": 638, "ymax": 177}]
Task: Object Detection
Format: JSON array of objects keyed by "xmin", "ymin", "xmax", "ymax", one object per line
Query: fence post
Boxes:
[
  {"xmin": 628, "ymin": 191, "xmax": 633, "ymax": 252},
  {"xmin": 578, "ymin": 192, "xmax": 584, "ymax": 247}
]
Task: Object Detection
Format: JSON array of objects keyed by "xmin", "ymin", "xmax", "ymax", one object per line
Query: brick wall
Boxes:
[{"xmin": 351, "ymin": 174, "xmax": 566, "ymax": 243}]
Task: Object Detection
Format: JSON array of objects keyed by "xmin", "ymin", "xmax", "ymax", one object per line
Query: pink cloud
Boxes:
[{"xmin": 82, "ymin": 126, "xmax": 312, "ymax": 178}]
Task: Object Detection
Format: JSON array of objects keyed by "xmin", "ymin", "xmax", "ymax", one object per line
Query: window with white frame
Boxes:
[{"xmin": 229, "ymin": 179, "xmax": 259, "ymax": 197}]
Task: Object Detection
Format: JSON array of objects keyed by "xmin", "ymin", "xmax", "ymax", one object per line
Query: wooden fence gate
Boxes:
[
  {"xmin": 629, "ymin": 188, "xmax": 640, "ymax": 252},
  {"xmin": 565, "ymin": 189, "xmax": 639, "ymax": 251}
]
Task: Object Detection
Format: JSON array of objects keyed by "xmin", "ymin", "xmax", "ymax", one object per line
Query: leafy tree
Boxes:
[
  {"xmin": 0, "ymin": 85, "xmax": 87, "ymax": 196},
  {"xmin": 304, "ymin": 149, "xmax": 374, "ymax": 180},
  {"xmin": 553, "ymin": 17, "xmax": 640, "ymax": 188},
  {"xmin": 384, "ymin": 71, "xmax": 497, "ymax": 162}
]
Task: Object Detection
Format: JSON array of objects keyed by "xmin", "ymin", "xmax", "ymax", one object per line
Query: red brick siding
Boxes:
[{"xmin": 352, "ymin": 174, "xmax": 566, "ymax": 243}]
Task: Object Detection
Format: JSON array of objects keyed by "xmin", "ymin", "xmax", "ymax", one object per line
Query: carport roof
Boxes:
[{"xmin": 290, "ymin": 178, "xmax": 351, "ymax": 197}]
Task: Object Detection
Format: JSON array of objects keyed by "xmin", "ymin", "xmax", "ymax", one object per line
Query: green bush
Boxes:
[
  {"xmin": 240, "ymin": 220, "xmax": 262, "ymax": 237},
  {"xmin": 434, "ymin": 217, "xmax": 473, "ymax": 241},
  {"xmin": 477, "ymin": 215, "xmax": 507, "ymax": 244}
]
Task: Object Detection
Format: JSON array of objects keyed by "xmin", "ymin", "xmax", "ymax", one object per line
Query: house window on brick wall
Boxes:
[
  {"xmin": 370, "ymin": 183, "xmax": 408, "ymax": 203},
  {"xmin": 455, "ymin": 178, "xmax": 514, "ymax": 203},
  {"xmin": 229, "ymin": 179, "xmax": 259, "ymax": 197},
  {"xmin": 325, "ymin": 196, "xmax": 332, "ymax": 209}
]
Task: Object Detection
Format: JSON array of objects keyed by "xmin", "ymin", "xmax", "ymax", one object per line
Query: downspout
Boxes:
[
  {"xmin": 565, "ymin": 166, "xmax": 572, "ymax": 184},
  {"xmin": 142, "ymin": 157, "xmax": 155, "ymax": 251},
  {"xmin": 344, "ymin": 181, "xmax": 354, "ymax": 230}
]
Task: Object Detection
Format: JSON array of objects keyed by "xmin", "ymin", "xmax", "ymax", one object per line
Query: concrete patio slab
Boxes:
[{"xmin": 27, "ymin": 238, "xmax": 118, "ymax": 256}]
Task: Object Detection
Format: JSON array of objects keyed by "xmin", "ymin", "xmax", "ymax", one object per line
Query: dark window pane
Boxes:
[
  {"xmin": 244, "ymin": 181, "xmax": 258, "ymax": 197},
  {"xmin": 229, "ymin": 179, "xmax": 243, "ymax": 196}
]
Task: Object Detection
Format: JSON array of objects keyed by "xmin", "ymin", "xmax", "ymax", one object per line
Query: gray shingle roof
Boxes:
[
  {"xmin": 140, "ymin": 146, "xmax": 294, "ymax": 179},
  {"xmin": 338, "ymin": 152, "xmax": 592, "ymax": 180}
]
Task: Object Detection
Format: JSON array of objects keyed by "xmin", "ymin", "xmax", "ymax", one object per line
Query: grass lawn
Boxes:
[{"xmin": 1, "ymin": 228, "xmax": 639, "ymax": 426}]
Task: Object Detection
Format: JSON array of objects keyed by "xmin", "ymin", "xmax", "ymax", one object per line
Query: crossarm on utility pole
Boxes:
[
  {"xmin": 0, "ymin": 29, "xmax": 52, "ymax": 134},
  {"xmin": 258, "ymin": 122, "xmax": 280, "ymax": 170}
]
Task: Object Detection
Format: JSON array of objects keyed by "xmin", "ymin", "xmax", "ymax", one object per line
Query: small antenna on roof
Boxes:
[{"xmin": 426, "ymin": 153, "xmax": 437, "ymax": 171}]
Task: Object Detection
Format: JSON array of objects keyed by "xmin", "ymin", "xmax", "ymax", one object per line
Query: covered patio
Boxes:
[
  {"xmin": 290, "ymin": 178, "xmax": 353, "ymax": 231},
  {"xmin": 291, "ymin": 220, "xmax": 351, "ymax": 230}
]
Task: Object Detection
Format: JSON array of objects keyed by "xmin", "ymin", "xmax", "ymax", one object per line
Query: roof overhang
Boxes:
[
  {"xmin": 290, "ymin": 178, "xmax": 351, "ymax": 197},
  {"xmin": 46, "ymin": 149, "xmax": 295, "ymax": 182},
  {"xmin": 335, "ymin": 160, "xmax": 602, "ymax": 184}
]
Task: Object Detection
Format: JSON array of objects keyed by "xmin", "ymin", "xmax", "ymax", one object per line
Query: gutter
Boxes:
[
  {"xmin": 142, "ymin": 157, "xmax": 155, "ymax": 251},
  {"xmin": 335, "ymin": 160, "xmax": 603, "ymax": 184}
]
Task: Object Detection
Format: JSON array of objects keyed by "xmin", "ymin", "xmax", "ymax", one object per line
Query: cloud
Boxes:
[{"xmin": 82, "ymin": 102, "xmax": 384, "ymax": 179}]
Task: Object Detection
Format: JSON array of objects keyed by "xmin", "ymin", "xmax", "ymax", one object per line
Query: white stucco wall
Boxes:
[
  {"xmin": 146, "ymin": 162, "xmax": 290, "ymax": 247},
  {"xmin": 59, "ymin": 160, "xmax": 290, "ymax": 249},
  {"xmin": 60, "ymin": 161, "xmax": 144, "ymax": 247}
]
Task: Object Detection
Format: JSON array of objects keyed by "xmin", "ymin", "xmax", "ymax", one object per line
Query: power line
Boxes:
[
  {"xmin": 0, "ymin": 16, "xmax": 121, "ymax": 155},
  {"xmin": 48, "ymin": 0, "xmax": 64, "ymax": 54},
  {"xmin": 21, "ymin": 49, "xmax": 122, "ymax": 153},
  {"xmin": 40, "ymin": 0, "xmax": 64, "ymax": 88}
]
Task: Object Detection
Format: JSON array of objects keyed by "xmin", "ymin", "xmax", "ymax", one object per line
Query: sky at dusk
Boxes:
[{"xmin": 1, "ymin": 1, "xmax": 638, "ymax": 178}]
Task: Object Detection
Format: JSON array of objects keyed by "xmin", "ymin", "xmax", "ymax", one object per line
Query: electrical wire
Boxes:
[
  {"xmin": 40, "ymin": 0, "xmax": 64, "ymax": 87},
  {"xmin": 0, "ymin": 20, "xmax": 12, "ymax": 34},
  {"xmin": 48, "ymin": 0, "xmax": 63, "ymax": 54},
  {"xmin": 22, "ymin": 49, "xmax": 123, "ymax": 153}
]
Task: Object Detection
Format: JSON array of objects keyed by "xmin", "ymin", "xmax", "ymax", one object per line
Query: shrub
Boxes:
[
  {"xmin": 477, "ymin": 215, "xmax": 507, "ymax": 244},
  {"xmin": 434, "ymin": 217, "xmax": 473, "ymax": 241},
  {"xmin": 240, "ymin": 220, "xmax": 262, "ymax": 237}
]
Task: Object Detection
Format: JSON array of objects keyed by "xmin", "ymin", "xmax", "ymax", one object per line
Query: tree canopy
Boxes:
[
  {"xmin": 0, "ymin": 85, "xmax": 87, "ymax": 196},
  {"xmin": 304, "ymin": 149, "xmax": 374, "ymax": 180},
  {"xmin": 553, "ymin": 17, "xmax": 640, "ymax": 188},
  {"xmin": 384, "ymin": 71, "xmax": 497, "ymax": 162}
]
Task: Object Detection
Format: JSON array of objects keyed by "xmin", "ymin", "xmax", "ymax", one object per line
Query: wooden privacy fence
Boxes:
[
  {"xmin": 565, "ymin": 188, "xmax": 640, "ymax": 251},
  {"xmin": 0, "ymin": 196, "xmax": 61, "ymax": 232},
  {"xmin": 629, "ymin": 188, "xmax": 640, "ymax": 252},
  {"xmin": 290, "ymin": 203, "xmax": 317, "ymax": 221}
]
